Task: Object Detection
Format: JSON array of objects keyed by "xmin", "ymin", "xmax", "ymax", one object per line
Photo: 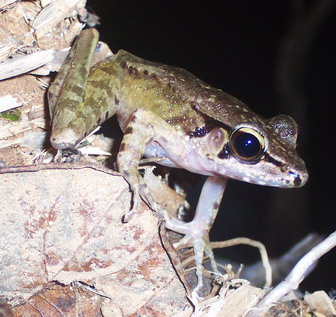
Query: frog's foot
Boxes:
[
  {"xmin": 139, "ymin": 186, "xmax": 171, "ymax": 221},
  {"xmin": 122, "ymin": 185, "xmax": 140, "ymax": 223},
  {"xmin": 122, "ymin": 177, "xmax": 170, "ymax": 223},
  {"xmin": 165, "ymin": 218, "xmax": 219, "ymax": 295}
]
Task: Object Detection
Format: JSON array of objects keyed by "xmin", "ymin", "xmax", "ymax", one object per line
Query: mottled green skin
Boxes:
[
  {"xmin": 50, "ymin": 29, "xmax": 250, "ymax": 148},
  {"xmin": 48, "ymin": 29, "xmax": 99, "ymax": 128}
]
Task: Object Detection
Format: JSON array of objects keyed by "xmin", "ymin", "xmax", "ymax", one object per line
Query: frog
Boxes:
[{"xmin": 48, "ymin": 28, "xmax": 308, "ymax": 295}]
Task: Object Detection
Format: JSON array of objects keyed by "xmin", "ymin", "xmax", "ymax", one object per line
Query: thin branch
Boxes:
[
  {"xmin": 246, "ymin": 231, "xmax": 336, "ymax": 316},
  {"xmin": 211, "ymin": 237, "xmax": 272, "ymax": 288}
]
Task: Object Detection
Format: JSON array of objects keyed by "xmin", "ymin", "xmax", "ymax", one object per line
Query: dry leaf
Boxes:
[
  {"xmin": 0, "ymin": 165, "xmax": 191, "ymax": 316},
  {"xmin": 304, "ymin": 291, "xmax": 336, "ymax": 316}
]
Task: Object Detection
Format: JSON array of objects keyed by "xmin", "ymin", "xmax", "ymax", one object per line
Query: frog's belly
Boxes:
[{"xmin": 144, "ymin": 142, "xmax": 179, "ymax": 168}]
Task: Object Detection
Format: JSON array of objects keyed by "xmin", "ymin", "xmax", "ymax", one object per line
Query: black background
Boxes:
[{"xmin": 87, "ymin": 0, "xmax": 336, "ymax": 292}]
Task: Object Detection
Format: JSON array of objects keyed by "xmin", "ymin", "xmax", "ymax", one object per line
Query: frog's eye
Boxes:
[{"xmin": 229, "ymin": 127, "xmax": 265, "ymax": 162}]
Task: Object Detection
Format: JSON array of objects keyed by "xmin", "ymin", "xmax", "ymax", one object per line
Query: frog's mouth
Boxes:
[
  {"xmin": 212, "ymin": 157, "xmax": 308, "ymax": 188},
  {"xmin": 185, "ymin": 145, "xmax": 308, "ymax": 188}
]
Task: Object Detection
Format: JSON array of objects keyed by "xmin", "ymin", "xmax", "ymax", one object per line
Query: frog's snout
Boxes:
[
  {"xmin": 288, "ymin": 169, "xmax": 308, "ymax": 187},
  {"xmin": 285, "ymin": 160, "xmax": 309, "ymax": 188}
]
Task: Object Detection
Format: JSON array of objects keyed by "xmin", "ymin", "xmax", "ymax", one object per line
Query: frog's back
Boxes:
[{"xmin": 113, "ymin": 50, "xmax": 255, "ymax": 133}]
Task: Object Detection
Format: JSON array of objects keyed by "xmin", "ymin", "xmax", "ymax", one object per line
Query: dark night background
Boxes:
[{"xmin": 87, "ymin": 1, "xmax": 336, "ymax": 292}]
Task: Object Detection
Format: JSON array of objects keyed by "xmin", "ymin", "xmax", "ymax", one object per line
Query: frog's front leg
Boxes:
[
  {"xmin": 165, "ymin": 176, "xmax": 227, "ymax": 294},
  {"xmin": 117, "ymin": 108, "xmax": 181, "ymax": 222},
  {"xmin": 117, "ymin": 108, "xmax": 227, "ymax": 294}
]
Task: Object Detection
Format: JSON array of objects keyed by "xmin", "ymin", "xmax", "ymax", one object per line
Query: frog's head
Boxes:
[{"xmin": 197, "ymin": 114, "xmax": 308, "ymax": 188}]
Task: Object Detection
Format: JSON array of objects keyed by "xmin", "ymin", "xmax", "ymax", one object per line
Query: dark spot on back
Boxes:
[
  {"xmin": 115, "ymin": 96, "xmax": 119, "ymax": 105},
  {"xmin": 128, "ymin": 66, "xmax": 139, "ymax": 76},
  {"xmin": 167, "ymin": 82, "xmax": 178, "ymax": 93},
  {"xmin": 213, "ymin": 202, "xmax": 219, "ymax": 210},
  {"xmin": 143, "ymin": 70, "xmax": 148, "ymax": 75},
  {"xmin": 105, "ymin": 111, "xmax": 110, "ymax": 121},
  {"xmin": 120, "ymin": 61, "xmax": 127, "ymax": 69}
]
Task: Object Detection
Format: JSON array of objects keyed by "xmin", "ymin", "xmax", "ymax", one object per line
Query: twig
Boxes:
[
  {"xmin": 211, "ymin": 237, "xmax": 272, "ymax": 288},
  {"xmin": 246, "ymin": 231, "xmax": 336, "ymax": 316},
  {"xmin": 0, "ymin": 50, "xmax": 54, "ymax": 80}
]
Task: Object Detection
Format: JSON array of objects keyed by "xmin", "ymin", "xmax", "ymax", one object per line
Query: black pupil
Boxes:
[{"xmin": 233, "ymin": 132, "xmax": 261, "ymax": 158}]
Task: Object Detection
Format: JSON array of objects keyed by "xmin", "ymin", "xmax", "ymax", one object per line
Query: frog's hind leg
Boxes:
[{"xmin": 49, "ymin": 28, "xmax": 120, "ymax": 150}]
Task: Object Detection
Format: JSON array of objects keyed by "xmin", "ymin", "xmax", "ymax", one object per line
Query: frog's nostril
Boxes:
[
  {"xmin": 288, "ymin": 170, "xmax": 308, "ymax": 187},
  {"xmin": 293, "ymin": 175, "xmax": 302, "ymax": 187}
]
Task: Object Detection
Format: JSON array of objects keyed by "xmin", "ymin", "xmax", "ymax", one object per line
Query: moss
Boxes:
[{"xmin": 0, "ymin": 109, "xmax": 21, "ymax": 121}]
